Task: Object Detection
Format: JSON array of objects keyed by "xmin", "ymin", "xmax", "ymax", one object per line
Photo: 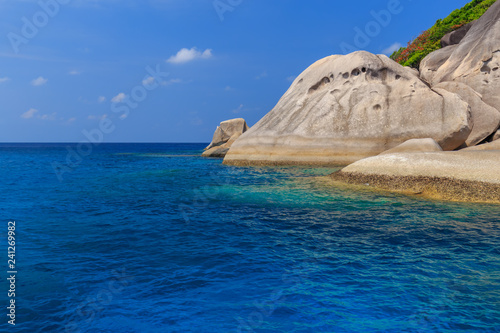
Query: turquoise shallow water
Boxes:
[{"xmin": 0, "ymin": 143, "xmax": 499, "ymax": 332}]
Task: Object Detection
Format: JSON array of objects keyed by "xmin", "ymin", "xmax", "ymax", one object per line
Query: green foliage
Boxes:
[{"xmin": 390, "ymin": 0, "xmax": 497, "ymax": 68}]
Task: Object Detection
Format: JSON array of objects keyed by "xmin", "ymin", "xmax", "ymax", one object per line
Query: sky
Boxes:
[{"xmin": 0, "ymin": 0, "xmax": 473, "ymax": 143}]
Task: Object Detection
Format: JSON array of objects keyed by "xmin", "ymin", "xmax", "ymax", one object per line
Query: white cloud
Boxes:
[
  {"xmin": 21, "ymin": 108, "xmax": 38, "ymax": 119},
  {"xmin": 232, "ymin": 104, "xmax": 244, "ymax": 114},
  {"xmin": 31, "ymin": 76, "xmax": 48, "ymax": 86},
  {"xmin": 69, "ymin": 70, "xmax": 81, "ymax": 75},
  {"xmin": 190, "ymin": 116, "xmax": 203, "ymax": 126},
  {"xmin": 255, "ymin": 71, "xmax": 268, "ymax": 80},
  {"xmin": 119, "ymin": 113, "xmax": 128, "ymax": 120},
  {"xmin": 382, "ymin": 42, "xmax": 403, "ymax": 56},
  {"xmin": 21, "ymin": 108, "xmax": 58, "ymax": 120},
  {"xmin": 0, "ymin": 77, "xmax": 10, "ymax": 83},
  {"xmin": 98, "ymin": 96, "xmax": 106, "ymax": 103},
  {"xmin": 66, "ymin": 117, "xmax": 77, "ymax": 124},
  {"xmin": 38, "ymin": 112, "xmax": 57, "ymax": 121},
  {"xmin": 286, "ymin": 76, "xmax": 296, "ymax": 82},
  {"xmin": 88, "ymin": 114, "xmax": 107, "ymax": 120},
  {"xmin": 161, "ymin": 78, "xmax": 182, "ymax": 86},
  {"xmin": 225, "ymin": 86, "xmax": 232, "ymax": 91},
  {"xmin": 111, "ymin": 93, "xmax": 126, "ymax": 103},
  {"xmin": 167, "ymin": 47, "xmax": 213, "ymax": 64},
  {"xmin": 142, "ymin": 76, "xmax": 155, "ymax": 86}
]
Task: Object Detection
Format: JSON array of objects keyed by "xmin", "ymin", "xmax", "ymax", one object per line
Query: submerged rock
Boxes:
[
  {"xmin": 224, "ymin": 51, "xmax": 471, "ymax": 166},
  {"xmin": 203, "ymin": 118, "xmax": 249, "ymax": 158}
]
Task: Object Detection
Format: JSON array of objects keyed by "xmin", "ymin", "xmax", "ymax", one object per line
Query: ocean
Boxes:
[{"xmin": 0, "ymin": 143, "xmax": 499, "ymax": 332}]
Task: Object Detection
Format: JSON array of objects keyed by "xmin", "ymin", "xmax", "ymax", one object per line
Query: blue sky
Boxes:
[{"xmin": 0, "ymin": 0, "xmax": 471, "ymax": 142}]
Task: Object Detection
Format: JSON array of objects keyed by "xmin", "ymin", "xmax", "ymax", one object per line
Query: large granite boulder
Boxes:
[
  {"xmin": 223, "ymin": 51, "xmax": 472, "ymax": 166},
  {"xmin": 420, "ymin": 0, "xmax": 500, "ymax": 113},
  {"xmin": 433, "ymin": 81, "xmax": 500, "ymax": 147},
  {"xmin": 203, "ymin": 118, "xmax": 249, "ymax": 158}
]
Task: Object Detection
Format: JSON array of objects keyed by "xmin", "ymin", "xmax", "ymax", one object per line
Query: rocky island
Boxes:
[{"xmin": 204, "ymin": 0, "xmax": 500, "ymax": 203}]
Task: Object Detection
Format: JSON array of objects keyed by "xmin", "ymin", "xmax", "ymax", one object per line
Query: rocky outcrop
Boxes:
[
  {"xmin": 331, "ymin": 151, "xmax": 500, "ymax": 203},
  {"xmin": 339, "ymin": 151, "xmax": 500, "ymax": 183},
  {"xmin": 202, "ymin": 146, "xmax": 231, "ymax": 158},
  {"xmin": 205, "ymin": 118, "xmax": 248, "ymax": 150},
  {"xmin": 440, "ymin": 21, "xmax": 475, "ymax": 48},
  {"xmin": 223, "ymin": 51, "xmax": 472, "ymax": 166},
  {"xmin": 420, "ymin": 0, "xmax": 500, "ymax": 114},
  {"xmin": 433, "ymin": 81, "xmax": 500, "ymax": 147},
  {"xmin": 206, "ymin": 2, "xmax": 500, "ymax": 204},
  {"xmin": 379, "ymin": 138, "xmax": 442, "ymax": 155},
  {"xmin": 202, "ymin": 118, "xmax": 249, "ymax": 158}
]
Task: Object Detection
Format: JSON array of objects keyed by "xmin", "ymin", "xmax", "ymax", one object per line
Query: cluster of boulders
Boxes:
[
  {"xmin": 331, "ymin": 1, "xmax": 500, "ymax": 202},
  {"xmin": 203, "ymin": 1, "xmax": 500, "ymax": 202}
]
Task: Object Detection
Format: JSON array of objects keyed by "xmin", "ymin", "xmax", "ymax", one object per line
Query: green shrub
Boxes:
[{"xmin": 391, "ymin": 0, "xmax": 497, "ymax": 69}]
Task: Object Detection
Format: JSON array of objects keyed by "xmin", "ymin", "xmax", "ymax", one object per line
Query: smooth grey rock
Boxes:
[
  {"xmin": 434, "ymin": 81, "xmax": 500, "ymax": 146},
  {"xmin": 493, "ymin": 129, "xmax": 500, "ymax": 141},
  {"xmin": 379, "ymin": 138, "xmax": 442, "ymax": 155},
  {"xmin": 202, "ymin": 147, "xmax": 230, "ymax": 158},
  {"xmin": 205, "ymin": 118, "xmax": 248, "ymax": 148},
  {"xmin": 341, "ymin": 151, "xmax": 500, "ymax": 184},
  {"xmin": 203, "ymin": 119, "xmax": 248, "ymax": 158},
  {"xmin": 203, "ymin": 132, "xmax": 244, "ymax": 158},
  {"xmin": 420, "ymin": 45, "xmax": 457, "ymax": 83},
  {"xmin": 441, "ymin": 21, "xmax": 475, "ymax": 48},
  {"xmin": 224, "ymin": 51, "xmax": 472, "ymax": 166},
  {"xmin": 404, "ymin": 67, "xmax": 420, "ymax": 77},
  {"xmin": 462, "ymin": 138, "xmax": 500, "ymax": 151},
  {"xmin": 420, "ymin": 1, "xmax": 500, "ymax": 112}
]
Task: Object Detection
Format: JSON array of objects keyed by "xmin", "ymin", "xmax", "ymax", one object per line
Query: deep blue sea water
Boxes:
[{"xmin": 0, "ymin": 143, "xmax": 499, "ymax": 333}]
